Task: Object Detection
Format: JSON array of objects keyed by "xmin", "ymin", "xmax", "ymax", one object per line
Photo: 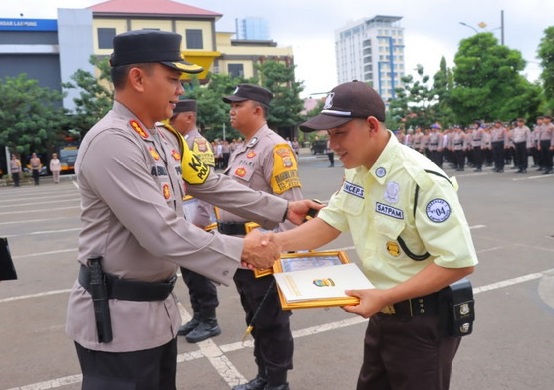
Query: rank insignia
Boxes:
[
  {"xmin": 247, "ymin": 151, "xmax": 257, "ymax": 159},
  {"xmin": 129, "ymin": 120, "xmax": 148, "ymax": 139},
  {"xmin": 162, "ymin": 184, "xmax": 171, "ymax": 199},
  {"xmin": 235, "ymin": 167, "xmax": 246, "ymax": 177},
  {"xmin": 171, "ymin": 150, "xmax": 181, "ymax": 161},
  {"xmin": 149, "ymin": 147, "xmax": 160, "ymax": 161},
  {"xmin": 386, "ymin": 241, "xmax": 401, "ymax": 257}
]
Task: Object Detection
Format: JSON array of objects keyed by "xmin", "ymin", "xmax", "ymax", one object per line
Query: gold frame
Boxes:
[{"xmin": 273, "ymin": 250, "xmax": 363, "ymax": 310}]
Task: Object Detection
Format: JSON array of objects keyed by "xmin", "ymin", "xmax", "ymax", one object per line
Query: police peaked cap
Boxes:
[
  {"xmin": 223, "ymin": 84, "xmax": 273, "ymax": 106},
  {"xmin": 109, "ymin": 30, "xmax": 203, "ymax": 74},
  {"xmin": 173, "ymin": 99, "xmax": 197, "ymax": 114}
]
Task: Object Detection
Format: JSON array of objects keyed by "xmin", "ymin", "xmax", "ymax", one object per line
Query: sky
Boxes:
[{"xmin": 5, "ymin": 0, "xmax": 554, "ymax": 98}]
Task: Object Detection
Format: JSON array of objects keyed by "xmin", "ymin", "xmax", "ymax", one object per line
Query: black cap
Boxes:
[
  {"xmin": 173, "ymin": 99, "xmax": 197, "ymax": 115},
  {"xmin": 223, "ymin": 84, "xmax": 273, "ymax": 106},
  {"xmin": 109, "ymin": 30, "xmax": 203, "ymax": 74},
  {"xmin": 299, "ymin": 81, "xmax": 386, "ymax": 132}
]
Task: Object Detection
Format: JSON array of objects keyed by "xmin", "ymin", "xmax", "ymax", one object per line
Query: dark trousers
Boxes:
[
  {"xmin": 234, "ymin": 269, "xmax": 293, "ymax": 384},
  {"xmin": 32, "ymin": 169, "xmax": 40, "ymax": 185},
  {"xmin": 327, "ymin": 152, "xmax": 335, "ymax": 167},
  {"xmin": 539, "ymin": 140, "xmax": 553, "ymax": 169},
  {"xmin": 473, "ymin": 147, "xmax": 483, "ymax": 169},
  {"xmin": 181, "ymin": 267, "xmax": 219, "ymax": 315},
  {"xmin": 514, "ymin": 142, "xmax": 528, "ymax": 170},
  {"xmin": 75, "ymin": 338, "xmax": 177, "ymax": 390},
  {"xmin": 492, "ymin": 142, "xmax": 504, "ymax": 170},
  {"xmin": 357, "ymin": 314, "xmax": 461, "ymax": 390},
  {"xmin": 12, "ymin": 172, "xmax": 20, "ymax": 187},
  {"xmin": 454, "ymin": 149, "xmax": 465, "ymax": 169}
]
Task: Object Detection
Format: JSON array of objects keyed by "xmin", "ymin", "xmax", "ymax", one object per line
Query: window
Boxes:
[
  {"xmin": 186, "ymin": 29, "xmax": 203, "ymax": 49},
  {"xmin": 98, "ymin": 28, "xmax": 116, "ymax": 49},
  {"xmin": 228, "ymin": 64, "xmax": 244, "ymax": 78}
]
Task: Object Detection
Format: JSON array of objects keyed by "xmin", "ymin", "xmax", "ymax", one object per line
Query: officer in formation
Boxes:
[
  {"xmin": 535, "ymin": 114, "xmax": 554, "ymax": 174},
  {"xmin": 511, "ymin": 118, "xmax": 531, "ymax": 173},
  {"xmin": 218, "ymin": 84, "xmax": 303, "ymax": 390},
  {"xmin": 273, "ymin": 80, "xmax": 478, "ymax": 390},
  {"xmin": 65, "ymin": 30, "xmax": 320, "ymax": 390},
  {"xmin": 163, "ymin": 99, "xmax": 222, "ymax": 343}
]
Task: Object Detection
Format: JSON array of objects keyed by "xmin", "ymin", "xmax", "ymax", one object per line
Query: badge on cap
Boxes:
[
  {"xmin": 426, "ymin": 198, "xmax": 451, "ymax": 222},
  {"xmin": 323, "ymin": 92, "xmax": 335, "ymax": 109},
  {"xmin": 130, "ymin": 120, "xmax": 149, "ymax": 139}
]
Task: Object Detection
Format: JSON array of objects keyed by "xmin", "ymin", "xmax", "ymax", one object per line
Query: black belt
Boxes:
[
  {"xmin": 78, "ymin": 265, "xmax": 177, "ymax": 302},
  {"xmin": 217, "ymin": 222, "xmax": 247, "ymax": 236},
  {"xmin": 380, "ymin": 292, "xmax": 440, "ymax": 317}
]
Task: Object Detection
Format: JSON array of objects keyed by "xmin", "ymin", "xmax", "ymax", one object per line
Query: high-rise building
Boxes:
[
  {"xmin": 335, "ymin": 15, "xmax": 405, "ymax": 102},
  {"xmin": 235, "ymin": 17, "xmax": 270, "ymax": 40}
]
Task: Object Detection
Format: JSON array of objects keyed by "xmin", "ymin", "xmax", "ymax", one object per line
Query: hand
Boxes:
[
  {"xmin": 286, "ymin": 199, "xmax": 325, "ymax": 225},
  {"xmin": 241, "ymin": 229, "xmax": 280, "ymax": 270},
  {"xmin": 342, "ymin": 288, "xmax": 389, "ymax": 319}
]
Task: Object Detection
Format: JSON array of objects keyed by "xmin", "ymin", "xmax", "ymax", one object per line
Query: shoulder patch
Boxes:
[
  {"xmin": 426, "ymin": 198, "xmax": 451, "ymax": 222},
  {"xmin": 271, "ymin": 143, "xmax": 300, "ymax": 194}
]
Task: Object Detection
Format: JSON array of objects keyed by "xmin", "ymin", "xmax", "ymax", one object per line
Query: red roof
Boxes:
[{"xmin": 89, "ymin": 0, "xmax": 221, "ymax": 19}]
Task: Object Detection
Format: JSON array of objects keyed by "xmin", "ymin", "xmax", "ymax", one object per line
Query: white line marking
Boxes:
[
  {"xmin": 4, "ymin": 228, "xmax": 81, "ymax": 238},
  {"xmin": 0, "ymin": 216, "xmax": 77, "ymax": 226},
  {"xmin": 0, "ymin": 206, "xmax": 80, "ymax": 216},
  {"xmin": 0, "ymin": 197, "xmax": 80, "ymax": 208},
  {"xmin": 0, "ymin": 289, "xmax": 72, "ymax": 304},
  {"xmin": 12, "ymin": 248, "xmax": 77, "ymax": 259},
  {"xmin": 3, "ymin": 268, "xmax": 550, "ymax": 389}
]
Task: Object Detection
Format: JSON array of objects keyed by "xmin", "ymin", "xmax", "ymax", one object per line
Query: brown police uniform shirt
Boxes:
[
  {"xmin": 66, "ymin": 102, "xmax": 288, "ymax": 352},
  {"xmin": 218, "ymin": 124, "xmax": 303, "ymax": 234}
]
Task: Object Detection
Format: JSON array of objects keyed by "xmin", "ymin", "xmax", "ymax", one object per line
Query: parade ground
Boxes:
[{"xmin": 1, "ymin": 150, "xmax": 553, "ymax": 390}]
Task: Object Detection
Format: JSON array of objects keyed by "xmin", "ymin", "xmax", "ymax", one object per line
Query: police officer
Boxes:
[
  {"xmin": 65, "ymin": 31, "xmax": 320, "ymax": 390},
  {"xmin": 162, "ymin": 99, "xmax": 221, "ymax": 343},
  {"xmin": 220, "ymin": 84, "xmax": 303, "ymax": 390},
  {"xmin": 9, "ymin": 154, "xmax": 22, "ymax": 187},
  {"xmin": 538, "ymin": 115, "xmax": 554, "ymax": 174},
  {"xmin": 491, "ymin": 120, "xmax": 508, "ymax": 172},
  {"xmin": 512, "ymin": 118, "xmax": 531, "ymax": 173},
  {"xmin": 273, "ymin": 81, "xmax": 478, "ymax": 390}
]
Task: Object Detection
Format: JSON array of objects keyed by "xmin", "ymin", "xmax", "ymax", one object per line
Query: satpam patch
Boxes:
[{"xmin": 426, "ymin": 198, "xmax": 451, "ymax": 222}]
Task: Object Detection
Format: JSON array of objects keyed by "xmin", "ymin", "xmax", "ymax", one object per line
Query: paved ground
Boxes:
[{"xmin": 0, "ymin": 150, "xmax": 553, "ymax": 390}]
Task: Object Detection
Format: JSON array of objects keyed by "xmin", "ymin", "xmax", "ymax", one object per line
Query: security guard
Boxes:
[
  {"xmin": 274, "ymin": 81, "xmax": 478, "ymax": 390},
  {"xmin": 163, "ymin": 99, "xmax": 221, "ymax": 343},
  {"xmin": 220, "ymin": 84, "xmax": 303, "ymax": 390},
  {"xmin": 65, "ymin": 30, "xmax": 320, "ymax": 390}
]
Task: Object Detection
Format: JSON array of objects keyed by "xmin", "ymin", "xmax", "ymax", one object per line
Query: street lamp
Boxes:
[{"xmin": 459, "ymin": 22, "xmax": 478, "ymax": 34}]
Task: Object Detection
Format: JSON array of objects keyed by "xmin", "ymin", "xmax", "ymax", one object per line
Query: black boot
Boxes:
[
  {"xmin": 185, "ymin": 308, "xmax": 221, "ymax": 343},
  {"xmin": 178, "ymin": 312, "xmax": 200, "ymax": 336},
  {"xmin": 264, "ymin": 384, "xmax": 289, "ymax": 390},
  {"xmin": 232, "ymin": 376, "xmax": 267, "ymax": 390}
]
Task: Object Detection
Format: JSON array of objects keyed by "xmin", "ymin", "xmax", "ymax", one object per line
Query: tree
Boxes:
[
  {"xmin": 433, "ymin": 57, "xmax": 456, "ymax": 126},
  {"xmin": 256, "ymin": 61, "xmax": 305, "ymax": 139},
  {"xmin": 389, "ymin": 65, "xmax": 439, "ymax": 129},
  {"xmin": 537, "ymin": 26, "xmax": 554, "ymax": 111},
  {"xmin": 62, "ymin": 56, "xmax": 113, "ymax": 137},
  {"xmin": 0, "ymin": 74, "xmax": 68, "ymax": 161},
  {"xmin": 451, "ymin": 33, "xmax": 539, "ymax": 124}
]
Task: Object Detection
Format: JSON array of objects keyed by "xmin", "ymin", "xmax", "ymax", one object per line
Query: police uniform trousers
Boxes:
[
  {"xmin": 180, "ymin": 266, "xmax": 219, "ymax": 314},
  {"xmin": 514, "ymin": 141, "xmax": 528, "ymax": 170},
  {"xmin": 492, "ymin": 141, "xmax": 505, "ymax": 170},
  {"xmin": 472, "ymin": 146, "xmax": 483, "ymax": 169},
  {"xmin": 75, "ymin": 338, "xmax": 177, "ymax": 390},
  {"xmin": 357, "ymin": 313, "xmax": 460, "ymax": 390},
  {"xmin": 234, "ymin": 269, "xmax": 293, "ymax": 383},
  {"xmin": 539, "ymin": 140, "xmax": 553, "ymax": 170}
]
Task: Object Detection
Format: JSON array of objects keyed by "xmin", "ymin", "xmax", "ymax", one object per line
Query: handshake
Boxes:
[{"xmin": 240, "ymin": 229, "xmax": 281, "ymax": 270}]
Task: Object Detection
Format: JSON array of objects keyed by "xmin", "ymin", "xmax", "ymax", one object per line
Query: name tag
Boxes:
[
  {"xmin": 375, "ymin": 202, "xmax": 404, "ymax": 219},
  {"xmin": 343, "ymin": 181, "xmax": 364, "ymax": 198}
]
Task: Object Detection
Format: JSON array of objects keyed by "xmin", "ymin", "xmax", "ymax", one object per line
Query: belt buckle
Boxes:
[{"xmin": 380, "ymin": 305, "xmax": 396, "ymax": 315}]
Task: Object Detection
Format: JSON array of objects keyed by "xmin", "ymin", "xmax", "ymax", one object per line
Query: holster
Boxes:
[
  {"xmin": 439, "ymin": 277, "xmax": 475, "ymax": 337},
  {"xmin": 87, "ymin": 257, "xmax": 113, "ymax": 343}
]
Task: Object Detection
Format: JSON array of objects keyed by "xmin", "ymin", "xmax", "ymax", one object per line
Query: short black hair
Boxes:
[{"xmin": 111, "ymin": 63, "xmax": 155, "ymax": 89}]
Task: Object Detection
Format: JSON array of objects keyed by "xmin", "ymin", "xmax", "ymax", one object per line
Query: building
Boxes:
[
  {"xmin": 335, "ymin": 15, "xmax": 405, "ymax": 102},
  {"xmin": 235, "ymin": 17, "xmax": 270, "ymax": 40}
]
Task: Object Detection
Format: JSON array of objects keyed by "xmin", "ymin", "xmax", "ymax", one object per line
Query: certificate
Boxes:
[
  {"xmin": 183, "ymin": 195, "xmax": 218, "ymax": 231},
  {"xmin": 273, "ymin": 251, "xmax": 374, "ymax": 310}
]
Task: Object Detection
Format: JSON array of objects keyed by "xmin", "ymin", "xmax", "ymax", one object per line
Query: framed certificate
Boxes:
[
  {"xmin": 183, "ymin": 195, "xmax": 218, "ymax": 232},
  {"xmin": 272, "ymin": 251, "xmax": 374, "ymax": 310}
]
